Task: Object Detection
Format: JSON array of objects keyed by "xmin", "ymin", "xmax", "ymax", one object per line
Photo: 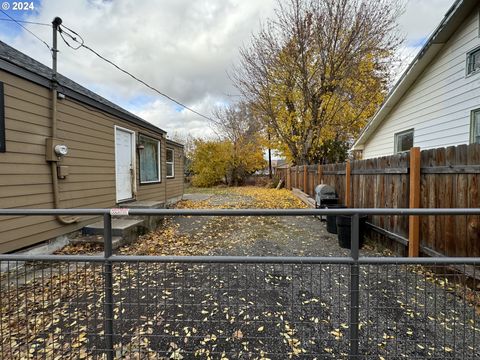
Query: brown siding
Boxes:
[
  {"xmin": 0, "ymin": 69, "xmax": 182, "ymax": 253},
  {"xmin": 166, "ymin": 143, "xmax": 184, "ymax": 200}
]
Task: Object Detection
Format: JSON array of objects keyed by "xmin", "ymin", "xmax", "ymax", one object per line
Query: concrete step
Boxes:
[
  {"xmin": 83, "ymin": 218, "xmax": 145, "ymax": 236},
  {"xmin": 82, "ymin": 218, "xmax": 147, "ymax": 248},
  {"xmin": 117, "ymin": 200, "xmax": 166, "ymax": 230},
  {"xmin": 71, "ymin": 234, "xmax": 124, "ymax": 249},
  {"xmin": 118, "ymin": 200, "xmax": 165, "ymax": 209}
]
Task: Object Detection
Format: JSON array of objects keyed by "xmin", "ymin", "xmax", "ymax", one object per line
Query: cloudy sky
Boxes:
[{"xmin": 0, "ymin": 0, "xmax": 454, "ymax": 139}]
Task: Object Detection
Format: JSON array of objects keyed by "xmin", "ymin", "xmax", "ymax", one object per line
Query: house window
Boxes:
[
  {"xmin": 139, "ymin": 135, "xmax": 160, "ymax": 183},
  {"xmin": 471, "ymin": 109, "xmax": 480, "ymax": 144},
  {"xmin": 467, "ymin": 47, "xmax": 480, "ymax": 75},
  {"xmin": 166, "ymin": 148, "xmax": 174, "ymax": 178},
  {"xmin": 394, "ymin": 129, "xmax": 414, "ymax": 153}
]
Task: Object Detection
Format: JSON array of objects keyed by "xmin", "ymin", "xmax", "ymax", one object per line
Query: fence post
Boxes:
[
  {"xmin": 345, "ymin": 160, "xmax": 351, "ymax": 207},
  {"xmin": 408, "ymin": 147, "xmax": 421, "ymax": 257},
  {"xmin": 103, "ymin": 212, "xmax": 114, "ymax": 360},
  {"xmin": 303, "ymin": 165, "xmax": 308, "ymax": 193},
  {"xmin": 317, "ymin": 164, "xmax": 322, "ymax": 185},
  {"xmin": 349, "ymin": 213, "xmax": 360, "ymax": 359}
]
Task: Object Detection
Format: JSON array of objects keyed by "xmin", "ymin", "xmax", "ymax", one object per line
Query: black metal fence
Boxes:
[{"xmin": 1, "ymin": 208, "xmax": 480, "ymax": 359}]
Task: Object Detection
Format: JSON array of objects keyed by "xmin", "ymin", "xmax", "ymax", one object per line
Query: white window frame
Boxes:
[
  {"xmin": 471, "ymin": 108, "xmax": 480, "ymax": 144},
  {"xmin": 394, "ymin": 128, "xmax": 414, "ymax": 154},
  {"xmin": 466, "ymin": 46, "xmax": 480, "ymax": 76},
  {"xmin": 166, "ymin": 148, "xmax": 175, "ymax": 178},
  {"xmin": 138, "ymin": 134, "xmax": 161, "ymax": 184}
]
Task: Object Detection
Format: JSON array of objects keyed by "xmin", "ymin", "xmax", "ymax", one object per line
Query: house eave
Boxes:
[{"xmin": 351, "ymin": 0, "xmax": 477, "ymax": 150}]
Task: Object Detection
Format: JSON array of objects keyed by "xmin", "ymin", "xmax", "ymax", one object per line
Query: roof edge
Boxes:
[
  {"xmin": 166, "ymin": 138, "xmax": 185, "ymax": 147},
  {"xmin": 352, "ymin": 0, "xmax": 475, "ymax": 150},
  {"xmin": 0, "ymin": 53, "xmax": 167, "ymax": 135}
]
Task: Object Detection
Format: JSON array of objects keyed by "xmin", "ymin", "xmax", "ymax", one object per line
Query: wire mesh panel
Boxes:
[
  {"xmin": 360, "ymin": 263, "xmax": 480, "ymax": 359},
  {"xmin": 0, "ymin": 260, "xmax": 106, "ymax": 359},
  {"xmin": 2, "ymin": 258, "xmax": 480, "ymax": 359},
  {"xmin": 112, "ymin": 261, "xmax": 351, "ymax": 359}
]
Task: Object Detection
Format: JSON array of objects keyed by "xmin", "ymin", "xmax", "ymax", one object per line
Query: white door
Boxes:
[{"xmin": 115, "ymin": 126, "xmax": 134, "ymax": 202}]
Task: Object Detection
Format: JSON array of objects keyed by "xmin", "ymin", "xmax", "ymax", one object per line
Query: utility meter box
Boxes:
[{"xmin": 45, "ymin": 138, "xmax": 68, "ymax": 161}]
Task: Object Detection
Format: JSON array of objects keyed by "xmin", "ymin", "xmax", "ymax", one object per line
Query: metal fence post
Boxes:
[
  {"xmin": 349, "ymin": 213, "xmax": 360, "ymax": 359},
  {"xmin": 103, "ymin": 212, "xmax": 114, "ymax": 360}
]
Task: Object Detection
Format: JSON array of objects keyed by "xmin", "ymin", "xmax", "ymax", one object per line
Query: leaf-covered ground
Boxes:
[
  {"xmin": 120, "ymin": 187, "xmax": 319, "ymax": 257},
  {"xmin": 2, "ymin": 187, "xmax": 480, "ymax": 359}
]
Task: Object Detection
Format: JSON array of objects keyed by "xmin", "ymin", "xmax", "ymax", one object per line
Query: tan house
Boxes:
[{"xmin": 0, "ymin": 41, "xmax": 184, "ymax": 253}]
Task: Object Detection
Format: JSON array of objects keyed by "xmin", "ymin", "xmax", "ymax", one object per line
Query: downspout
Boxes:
[{"xmin": 50, "ymin": 17, "xmax": 78, "ymax": 224}]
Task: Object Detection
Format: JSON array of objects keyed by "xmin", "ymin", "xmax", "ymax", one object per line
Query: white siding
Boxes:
[{"xmin": 363, "ymin": 8, "xmax": 480, "ymax": 159}]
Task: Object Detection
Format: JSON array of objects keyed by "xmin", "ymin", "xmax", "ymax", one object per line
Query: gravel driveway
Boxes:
[{"xmin": 113, "ymin": 189, "xmax": 479, "ymax": 359}]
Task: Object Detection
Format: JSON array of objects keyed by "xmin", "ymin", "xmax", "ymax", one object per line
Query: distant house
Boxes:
[
  {"xmin": 271, "ymin": 159, "xmax": 287, "ymax": 169},
  {"xmin": 352, "ymin": 0, "xmax": 480, "ymax": 159},
  {"xmin": 0, "ymin": 41, "xmax": 184, "ymax": 253}
]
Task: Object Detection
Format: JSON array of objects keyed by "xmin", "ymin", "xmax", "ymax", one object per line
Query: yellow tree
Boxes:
[
  {"xmin": 233, "ymin": 0, "xmax": 402, "ymax": 164},
  {"xmin": 211, "ymin": 103, "xmax": 266, "ymax": 185},
  {"xmin": 190, "ymin": 139, "xmax": 231, "ymax": 187}
]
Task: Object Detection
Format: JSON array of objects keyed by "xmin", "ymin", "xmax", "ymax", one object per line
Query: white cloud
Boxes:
[
  {"xmin": 393, "ymin": 0, "xmax": 453, "ymax": 79},
  {"xmin": 0, "ymin": 0, "xmax": 456, "ymax": 138}
]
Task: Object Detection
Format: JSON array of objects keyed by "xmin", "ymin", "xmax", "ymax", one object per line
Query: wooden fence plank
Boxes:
[
  {"xmin": 467, "ymin": 144, "xmax": 480, "ymax": 257},
  {"xmin": 444, "ymin": 146, "xmax": 456, "ymax": 256},
  {"xmin": 317, "ymin": 164, "xmax": 322, "ymax": 186},
  {"xmin": 303, "ymin": 165, "xmax": 308, "ymax": 194},
  {"xmin": 420, "ymin": 149, "xmax": 430, "ymax": 250},
  {"xmin": 345, "ymin": 160, "xmax": 351, "ymax": 207},
  {"xmin": 287, "ymin": 166, "xmax": 291, "ymax": 190},
  {"xmin": 455, "ymin": 144, "xmax": 468, "ymax": 257},
  {"xmin": 434, "ymin": 147, "xmax": 446, "ymax": 255}
]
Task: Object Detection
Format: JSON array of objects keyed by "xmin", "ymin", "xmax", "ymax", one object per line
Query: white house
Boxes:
[{"xmin": 352, "ymin": 0, "xmax": 480, "ymax": 159}]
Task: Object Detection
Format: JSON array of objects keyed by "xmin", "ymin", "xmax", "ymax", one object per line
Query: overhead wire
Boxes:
[
  {"xmin": 0, "ymin": 18, "xmax": 50, "ymax": 26},
  {"xmin": 59, "ymin": 23, "xmax": 216, "ymax": 123},
  {"xmin": 0, "ymin": 10, "xmax": 51, "ymax": 50}
]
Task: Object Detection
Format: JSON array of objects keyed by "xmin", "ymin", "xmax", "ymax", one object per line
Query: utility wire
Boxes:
[
  {"xmin": 0, "ymin": 10, "xmax": 51, "ymax": 50},
  {"xmin": 0, "ymin": 18, "xmax": 50, "ymax": 26},
  {"xmin": 59, "ymin": 23, "xmax": 215, "ymax": 123}
]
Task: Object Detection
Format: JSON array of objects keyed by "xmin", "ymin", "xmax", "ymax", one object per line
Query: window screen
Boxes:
[
  {"xmin": 467, "ymin": 47, "xmax": 480, "ymax": 75},
  {"xmin": 139, "ymin": 135, "xmax": 160, "ymax": 183},
  {"xmin": 166, "ymin": 148, "xmax": 174, "ymax": 178},
  {"xmin": 472, "ymin": 109, "xmax": 480, "ymax": 144},
  {"xmin": 394, "ymin": 129, "xmax": 414, "ymax": 153}
]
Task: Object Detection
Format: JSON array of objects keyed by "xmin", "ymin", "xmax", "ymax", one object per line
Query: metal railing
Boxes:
[{"xmin": 1, "ymin": 208, "xmax": 480, "ymax": 359}]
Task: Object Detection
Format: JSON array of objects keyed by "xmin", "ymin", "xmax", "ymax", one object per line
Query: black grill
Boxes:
[{"xmin": 314, "ymin": 184, "xmax": 338, "ymax": 208}]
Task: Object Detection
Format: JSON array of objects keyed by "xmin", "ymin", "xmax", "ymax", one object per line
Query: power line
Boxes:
[
  {"xmin": 0, "ymin": 18, "xmax": 50, "ymax": 26},
  {"xmin": 0, "ymin": 10, "xmax": 51, "ymax": 50},
  {"xmin": 59, "ymin": 23, "xmax": 215, "ymax": 123}
]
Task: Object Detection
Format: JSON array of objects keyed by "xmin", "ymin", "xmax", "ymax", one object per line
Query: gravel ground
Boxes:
[
  {"xmin": 148, "ymin": 192, "xmax": 479, "ymax": 359},
  {"xmin": 2, "ymin": 190, "xmax": 479, "ymax": 359}
]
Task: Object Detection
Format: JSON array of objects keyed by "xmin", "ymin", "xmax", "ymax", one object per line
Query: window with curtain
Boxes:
[
  {"xmin": 139, "ymin": 135, "xmax": 160, "ymax": 183},
  {"xmin": 166, "ymin": 148, "xmax": 174, "ymax": 178}
]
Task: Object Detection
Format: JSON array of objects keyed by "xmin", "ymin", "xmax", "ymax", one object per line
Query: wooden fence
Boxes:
[{"xmin": 276, "ymin": 143, "xmax": 480, "ymax": 258}]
